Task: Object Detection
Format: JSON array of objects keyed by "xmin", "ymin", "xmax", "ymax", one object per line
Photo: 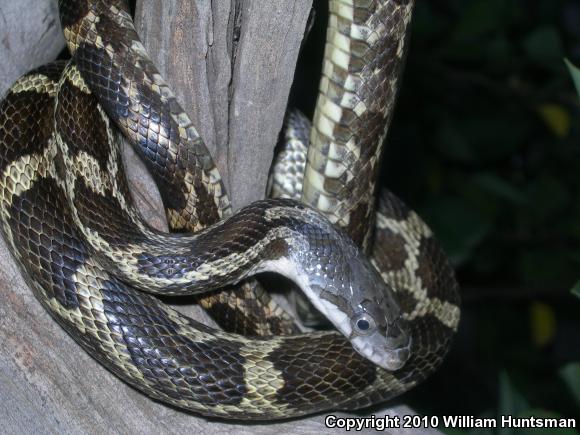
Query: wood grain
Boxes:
[
  {"xmin": 0, "ymin": 0, "xmax": 65, "ymax": 96},
  {"xmin": 134, "ymin": 0, "xmax": 311, "ymax": 210}
]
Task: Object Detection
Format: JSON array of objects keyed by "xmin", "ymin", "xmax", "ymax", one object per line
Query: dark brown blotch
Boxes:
[
  {"xmin": 56, "ymin": 77, "xmax": 113, "ymax": 170},
  {"xmin": 100, "ymin": 282, "xmax": 249, "ymax": 406},
  {"xmin": 415, "ymin": 236, "xmax": 460, "ymax": 306},
  {"xmin": 372, "ymin": 226, "xmax": 408, "ymax": 273},
  {"xmin": 0, "ymin": 90, "xmax": 54, "ymax": 173},
  {"xmin": 271, "ymin": 334, "xmax": 376, "ymax": 411},
  {"xmin": 94, "ymin": 12, "xmax": 132, "ymax": 54},
  {"xmin": 346, "ymin": 201, "xmax": 373, "ymax": 249},
  {"xmin": 376, "ymin": 190, "xmax": 411, "ymax": 221},
  {"xmin": 7, "ymin": 179, "xmax": 83, "ymax": 310},
  {"xmin": 58, "ymin": 0, "xmax": 90, "ymax": 29},
  {"xmin": 73, "ymin": 177, "xmax": 146, "ymax": 248}
]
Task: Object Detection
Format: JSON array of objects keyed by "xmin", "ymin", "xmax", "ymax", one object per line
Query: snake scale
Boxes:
[{"xmin": 0, "ymin": 0, "xmax": 460, "ymax": 420}]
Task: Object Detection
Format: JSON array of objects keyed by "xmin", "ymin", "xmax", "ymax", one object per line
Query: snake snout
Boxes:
[
  {"xmin": 378, "ymin": 321, "xmax": 412, "ymax": 370},
  {"xmin": 350, "ymin": 318, "xmax": 412, "ymax": 371},
  {"xmin": 379, "ymin": 342, "xmax": 411, "ymax": 371},
  {"xmin": 385, "ymin": 318, "xmax": 410, "ymax": 349}
]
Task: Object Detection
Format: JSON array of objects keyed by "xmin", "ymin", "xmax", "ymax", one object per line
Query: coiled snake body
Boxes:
[{"xmin": 0, "ymin": 0, "xmax": 460, "ymax": 420}]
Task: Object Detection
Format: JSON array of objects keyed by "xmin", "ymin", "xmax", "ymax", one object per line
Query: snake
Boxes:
[{"xmin": 0, "ymin": 0, "xmax": 460, "ymax": 421}]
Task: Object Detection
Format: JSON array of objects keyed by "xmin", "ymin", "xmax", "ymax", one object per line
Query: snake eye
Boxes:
[
  {"xmin": 357, "ymin": 319, "xmax": 370, "ymax": 330},
  {"xmin": 352, "ymin": 313, "xmax": 376, "ymax": 335}
]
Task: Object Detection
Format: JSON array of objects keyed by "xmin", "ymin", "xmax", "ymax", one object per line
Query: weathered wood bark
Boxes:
[
  {"xmin": 0, "ymin": 0, "xmax": 65, "ymax": 96},
  {"xmin": 134, "ymin": 0, "xmax": 310, "ymax": 210},
  {"xmin": 0, "ymin": 1, "xmax": 439, "ymax": 433}
]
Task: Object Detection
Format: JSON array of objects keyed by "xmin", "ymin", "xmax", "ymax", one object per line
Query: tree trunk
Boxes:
[
  {"xmin": 134, "ymin": 0, "xmax": 311, "ymax": 210},
  {"xmin": 0, "ymin": 0, "xmax": 65, "ymax": 95},
  {"xmin": 0, "ymin": 1, "xmax": 434, "ymax": 433}
]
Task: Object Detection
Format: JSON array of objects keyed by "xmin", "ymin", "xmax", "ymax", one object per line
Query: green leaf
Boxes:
[
  {"xmin": 453, "ymin": 0, "xmax": 502, "ymax": 41},
  {"xmin": 471, "ymin": 173, "xmax": 527, "ymax": 204},
  {"xmin": 571, "ymin": 280, "xmax": 580, "ymax": 299},
  {"xmin": 420, "ymin": 196, "xmax": 493, "ymax": 265},
  {"xmin": 523, "ymin": 27, "xmax": 563, "ymax": 65},
  {"xmin": 564, "ymin": 58, "xmax": 580, "ymax": 98},
  {"xmin": 498, "ymin": 371, "xmax": 530, "ymax": 435},
  {"xmin": 518, "ymin": 250, "xmax": 576, "ymax": 288},
  {"xmin": 529, "ymin": 302, "xmax": 556, "ymax": 347},
  {"xmin": 525, "ymin": 176, "xmax": 570, "ymax": 224},
  {"xmin": 536, "ymin": 103, "xmax": 571, "ymax": 138},
  {"xmin": 435, "ymin": 124, "xmax": 475, "ymax": 163},
  {"xmin": 560, "ymin": 363, "xmax": 580, "ymax": 408},
  {"xmin": 461, "ymin": 115, "xmax": 527, "ymax": 161},
  {"xmin": 483, "ymin": 35, "xmax": 513, "ymax": 65}
]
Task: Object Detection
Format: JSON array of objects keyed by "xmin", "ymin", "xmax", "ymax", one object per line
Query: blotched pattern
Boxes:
[
  {"xmin": 0, "ymin": 0, "xmax": 461, "ymax": 420},
  {"xmin": 304, "ymin": 0, "xmax": 413, "ymax": 250}
]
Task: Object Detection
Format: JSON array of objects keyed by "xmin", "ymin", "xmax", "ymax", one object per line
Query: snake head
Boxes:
[
  {"xmin": 348, "ymin": 293, "xmax": 412, "ymax": 371},
  {"xmin": 260, "ymin": 201, "xmax": 412, "ymax": 371},
  {"xmin": 296, "ymin": 230, "xmax": 412, "ymax": 372},
  {"xmin": 343, "ymin": 262, "xmax": 412, "ymax": 371}
]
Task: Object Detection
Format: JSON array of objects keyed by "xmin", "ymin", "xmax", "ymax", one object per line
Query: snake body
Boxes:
[{"xmin": 0, "ymin": 0, "xmax": 460, "ymax": 420}]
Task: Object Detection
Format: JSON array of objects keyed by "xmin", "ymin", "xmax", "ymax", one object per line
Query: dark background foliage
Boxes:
[{"xmin": 293, "ymin": 0, "xmax": 580, "ymax": 431}]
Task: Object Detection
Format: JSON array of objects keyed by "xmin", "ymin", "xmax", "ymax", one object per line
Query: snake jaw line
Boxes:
[{"xmin": 351, "ymin": 334, "xmax": 412, "ymax": 371}]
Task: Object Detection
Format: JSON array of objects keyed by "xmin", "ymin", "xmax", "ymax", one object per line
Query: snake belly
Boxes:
[{"xmin": 0, "ymin": 0, "xmax": 460, "ymax": 421}]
